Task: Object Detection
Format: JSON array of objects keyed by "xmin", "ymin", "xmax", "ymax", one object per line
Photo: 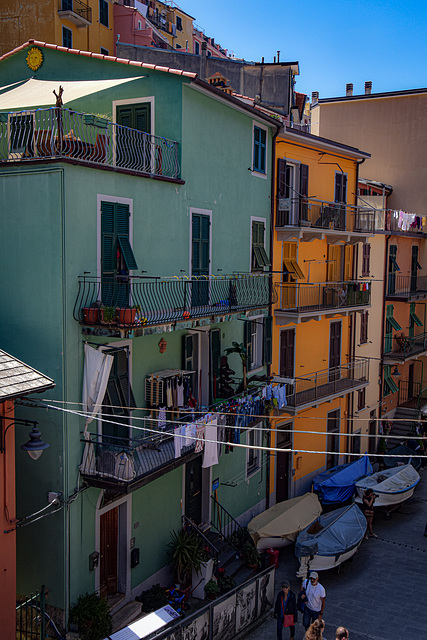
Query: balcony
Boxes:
[
  {"xmin": 80, "ymin": 417, "xmax": 197, "ymax": 492},
  {"xmin": 277, "ymin": 358, "xmax": 369, "ymax": 415},
  {"xmin": 384, "ymin": 332, "xmax": 427, "ymax": 362},
  {"xmin": 58, "ymin": 0, "xmax": 92, "ymax": 26},
  {"xmin": 386, "ymin": 275, "xmax": 427, "ymax": 301},
  {"xmin": 275, "ymin": 197, "xmax": 375, "ymax": 244},
  {"xmin": 74, "ymin": 274, "xmax": 274, "ymax": 334},
  {"xmin": 0, "ymin": 108, "xmax": 181, "ymax": 181},
  {"xmin": 274, "ymin": 281, "xmax": 370, "ymax": 324},
  {"xmin": 398, "ymin": 379, "xmax": 422, "ymax": 409}
]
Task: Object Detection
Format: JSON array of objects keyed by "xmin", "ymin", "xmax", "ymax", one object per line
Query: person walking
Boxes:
[
  {"xmin": 362, "ymin": 488, "xmax": 378, "ymax": 538},
  {"xmin": 335, "ymin": 627, "xmax": 349, "ymax": 639},
  {"xmin": 304, "ymin": 618, "xmax": 325, "ymax": 640},
  {"xmin": 301, "ymin": 571, "xmax": 326, "ymax": 630},
  {"xmin": 274, "ymin": 580, "xmax": 298, "ymax": 640}
]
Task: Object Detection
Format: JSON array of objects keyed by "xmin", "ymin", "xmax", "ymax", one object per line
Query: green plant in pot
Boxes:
[
  {"xmin": 101, "ymin": 306, "xmax": 117, "ymax": 324},
  {"xmin": 69, "ymin": 592, "xmax": 112, "ymax": 640},
  {"xmin": 218, "ymin": 574, "xmax": 236, "ymax": 594},
  {"xmin": 168, "ymin": 529, "xmax": 206, "ymax": 587},
  {"xmin": 204, "ymin": 578, "xmax": 220, "ymax": 600},
  {"xmin": 135, "ymin": 583, "xmax": 168, "ymax": 613},
  {"xmin": 242, "ymin": 541, "xmax": 261, "ymax": 568}
]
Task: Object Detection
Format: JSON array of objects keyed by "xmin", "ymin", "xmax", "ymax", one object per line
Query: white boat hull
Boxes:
[
  {"xmin": 256, "ymin": 537, "xmax": 293, "ymax": 551},
  {"xmin": 355, "ymin": 486, "xmax": 416, "ymax": 508},
  {"xmin": 296, "ymin": 540, "xmax": 362, "ymax": 577}
]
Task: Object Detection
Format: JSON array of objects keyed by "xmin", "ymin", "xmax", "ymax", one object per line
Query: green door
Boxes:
[
  {"xmin": 116, "ymin": 103, "xmax": 151, "ymax": 171},
  {"xmin": 191, "ymin": 213, "xmax": 210, "ymax": 307}
]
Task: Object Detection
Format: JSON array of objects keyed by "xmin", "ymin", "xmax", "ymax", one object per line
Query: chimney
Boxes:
[
  {"xmin": 346, "ymin": 83, "xmax": 353, "ymax": 97},
  {"xmin": 200, "ymin": 41, "xmax": 207, "ymax": 80},
  {"xmin": 311, "ymin": 91, "xmax": 319, "ymax": 104},
  {"xmin": 273, "ymin": 56, "xmax": 276, "ymax": 63},
  {"xmin": 277, "ymin": 50, "xmax": 280, "ymax": 63},
  {"xmin": 365, "ymin": 81, "xmax": 372, "ymax": 95}
]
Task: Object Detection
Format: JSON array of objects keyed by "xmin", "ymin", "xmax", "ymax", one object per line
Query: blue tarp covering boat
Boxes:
[
  {"xmin": 312, "ymin": 456, "xmax": 373, "ymax": 504},
  {"xmin": 383, "ymin": 445, "xmax": 421, "ymax": 471},
  {"xmin": 295, "ymin": 503, "xmax": 367, "ymax": 559}
]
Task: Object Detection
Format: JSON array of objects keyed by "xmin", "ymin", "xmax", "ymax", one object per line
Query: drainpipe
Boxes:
[
  {"xmin": 200, "ymin": 41, "xmax": 207, "ymax": 80},
  {"xmin": 380, "ymin": 235, "xmax": 391, "ymax": 417},
  {"xmin": 266, "ymin": 123, "xmax": 281, "ymax": 509}
]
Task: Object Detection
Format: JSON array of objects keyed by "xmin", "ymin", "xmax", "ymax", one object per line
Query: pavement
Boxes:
[{"xmin": 243, "ymin": 467, "xmax": 427, "ymax": 640}]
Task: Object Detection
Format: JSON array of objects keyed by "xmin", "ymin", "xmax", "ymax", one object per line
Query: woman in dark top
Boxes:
[
  {"xmin": 274, "ymin": 580, "xmax": 298, "ymax": 640},
  {"xmin": 362, "ymin": 487, "xmax": 378, "ymax": 538}
]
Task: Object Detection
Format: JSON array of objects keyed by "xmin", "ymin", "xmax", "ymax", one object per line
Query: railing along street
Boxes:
[
  {"xmin": 0, "ymin": 108, "xmax": 180, "ymax": 179},
  {"xmin": 276, "ymin": 196, "xmax": 375, "ymax": 234},
  {"xmin": 275, "ymin": 280, "xmax": 370, "ymax": 312},
  {"xmin": 74, "ymin": 273, "xmax": 274, "ymax": 327}
]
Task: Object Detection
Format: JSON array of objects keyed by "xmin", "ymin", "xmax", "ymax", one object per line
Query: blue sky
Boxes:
[{"xmin": 180, "ymin": 0, "xmax": 426, "ymax": 98}]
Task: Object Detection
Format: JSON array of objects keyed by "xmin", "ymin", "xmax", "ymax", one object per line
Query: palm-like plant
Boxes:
[
  {"xmin": 168, "ymin": 529, "xmax": 206, "ymax": 587},
  {"xmin": 224, "ymin": 342, "xmax": 248, "ymax": 390}
]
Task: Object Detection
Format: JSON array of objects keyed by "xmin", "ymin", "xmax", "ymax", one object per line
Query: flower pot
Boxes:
[
  {"xmin": 83, "ymin": 307, "xmax": 100, "ymax": 325},
  {"xmin": 101, "ymin": 308, "xmax": 118, "ymax": 324},
  {"xmin": 118, "ymin": 308, "xmax": 137, "ymax": 325}
]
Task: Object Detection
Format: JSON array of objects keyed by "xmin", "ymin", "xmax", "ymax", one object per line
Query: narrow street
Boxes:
[{"xmin": 243, "ymin": 468, "xmax": 427, "ymax": 640}]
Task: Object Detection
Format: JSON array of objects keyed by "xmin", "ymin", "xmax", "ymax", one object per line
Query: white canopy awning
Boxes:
[{"xmin": 0, "ymin": 76, "xmax": 143, "ymax": 110}]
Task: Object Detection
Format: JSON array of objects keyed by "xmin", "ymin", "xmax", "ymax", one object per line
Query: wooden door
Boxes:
[
  {"xmin": 100, "ymin": 507, "xmax": 118, "ymax": 597},
  {"xmin": 185, "ymin": 457, "xmax": 202, "ymax": 524},
  {"xmin": 280, "ymin": 329, "xmax": 295, "ymax": 378},
  {"xmin": 329, "ymin": 321, "xmax": 341, "ymax": 382},
  {"xmin": 275, "ymin": 426, "xmax": 292, "ymax": 502}
]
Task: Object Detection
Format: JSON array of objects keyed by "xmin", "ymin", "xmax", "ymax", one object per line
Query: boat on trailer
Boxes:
[
  {"xmin": 295, "ymin": 503, "xmax": 366, "ymax": 577},
  {"xmin": 312, "ymin": 456, "xmax": 373, "ymax": 507},
  {"xmin": 355, "ymin": 464, "xmax": 420, "ymax": 508}
]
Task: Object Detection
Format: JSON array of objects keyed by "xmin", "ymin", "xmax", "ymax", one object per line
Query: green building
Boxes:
[{"xmin": 0, "ymin": 41, "xmax": 277, "ymax": 621}]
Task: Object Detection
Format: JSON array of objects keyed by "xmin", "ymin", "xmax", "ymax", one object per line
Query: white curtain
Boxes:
[{"xmin": 82, "ymin": 344, "xmax": 114, "ymax": 433}]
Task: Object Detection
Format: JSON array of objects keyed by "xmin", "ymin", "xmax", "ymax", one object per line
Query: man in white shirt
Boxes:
[{"xmin": 302, "ymin": 571, "xmax": 326, "ymax": 630}]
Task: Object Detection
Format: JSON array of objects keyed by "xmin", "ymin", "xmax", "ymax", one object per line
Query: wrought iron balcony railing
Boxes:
[
  {"xmin": 386, "ymin": 274, "xmax": 427, "ymax": 299},
  {"xmin": 74, "ymin": 274, "xmax": 274, "ymax": 327},
  {"xmin": 384, "ymin": 331, "xmax": 427, "ymax": 360},
  {"xmin": 275, "ymin": 281, "xmax": 371, "ymax": 313},
  {"xmin": 58, "ymin": 0, "xmax": 92, "ymax": 24},
  {"xmin": 276, "ymin": 197, "xmax": 375, "ymax": 234},
  {"xmin": 0, "ymin": 108, "xmax": 180, "ymax": 180},
  {"xmin": 80, "ymin": 418, "xmax": 196, "ymax": 487},
  {"xmin": 282, "ymin": 359, "xmax": 369, "ymax": 411}
]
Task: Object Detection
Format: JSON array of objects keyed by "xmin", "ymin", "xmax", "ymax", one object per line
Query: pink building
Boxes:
[{"xmin": 114, "ymin": 3, "xmax": 170, "ymax": 54}]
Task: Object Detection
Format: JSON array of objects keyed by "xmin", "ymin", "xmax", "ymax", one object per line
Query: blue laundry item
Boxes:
[
  {"xmin": 312, "ymin": 456, "xmax": 373, "ymax": 504},
  {"xmin": 265, "ymin": 384, "xmax": 273, "ymax": 400},
  {"xmin": 295, "ymin": 503, "xmax": 366, "ymax": 558}
]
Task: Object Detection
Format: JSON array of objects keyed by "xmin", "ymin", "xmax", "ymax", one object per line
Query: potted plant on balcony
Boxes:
[
  {"xmin": 101, "ymin": 306, "xmax": 117, "ymax": 325},
  {"xmin": 69, "ymin": 592, "xmax": 112, "ymax": 640},
  {"xmin": 242, "ymin": 541, "xmax": 261, "ymax": 569},
  {"xmin": 82, "ymin": 304, "xmax": 100, "ymax": 325},
  {"xmin": 204, "ymin": 578, "xmax": 220, "ymax": 600},
  {"xmin": 118, "ymin": 304, "xmax": 140, "ymax": 326}
]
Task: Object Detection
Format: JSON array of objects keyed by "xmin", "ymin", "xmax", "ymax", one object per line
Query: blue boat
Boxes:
[
  {"xmin": 312, "ymin": 456, "xmax": 373, "ymax": 505},
  {"xmin": 295, "ymin": 503, "xmax": 367, "ymax": 576},
  {"xmin": 383, "ymin": 445, "xmax": 421, "ymax": 471}
]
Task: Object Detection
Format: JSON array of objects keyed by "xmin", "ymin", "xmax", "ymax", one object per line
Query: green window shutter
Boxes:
[
  {"xmin": 384, "ymin": 365, "xmax": 398, "ymax": 395},
  {"xmin": 192, "ymin": 214, "xmax": 210, "ymax": 276},
  {"xmin": 277, "ymin": 158, "xmax": 287, "ymax": 198},
  {"xmin": 410, "ymin": 303, "xmax": 423, "ymax": 328},
  {"xmin": 118, "ymin": 235, "xmax": 138, "ymax": 270},
  {"xmin": 263, "ymin": 316, "xmax": 272, "ymax": 365},
  {"xmin": 300, "ymin": 164, "xmax": 309, "ymax": 197},
  {"xmin": 116, "ymin": 106, "xmax": 133, "ymax": 128},
  {"xmin": 253, "ymin": 126, "xmax": 266, "ymax": 173},
  {"xmin": 116, "ymin": 104, "xmax": 151, "ymax": 133},
  {"xmin": 210, "ymin": 329, "xmax": 221, "ymax": 398},
  {"xmin": 182, "ymin": 334, "xmax": 194, "ymax": 371},
  {"xmin": 116, "ymin": 203, "xmax": 130, "ymax": 233},
  {"xmin": 252, "ymin": 221, "xmax": 266, "ymax": 270}
]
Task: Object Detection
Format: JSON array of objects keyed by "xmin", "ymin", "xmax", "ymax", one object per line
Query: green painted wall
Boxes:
[{"xmin": 0, "ymin": 45, "xmax": 274, "ymax": 613}]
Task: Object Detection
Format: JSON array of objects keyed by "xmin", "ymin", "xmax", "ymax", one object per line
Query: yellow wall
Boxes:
[
  {"xmin": 271, "ymin": 133, "xmax": 369, "ymax": 500},
  {"xmin": 174, "ymin": 9, "xmax": 194, "ymax": 52},
  {"xmin": 0, "ymin": 0, "xmax": 115, "ymax": 56}
]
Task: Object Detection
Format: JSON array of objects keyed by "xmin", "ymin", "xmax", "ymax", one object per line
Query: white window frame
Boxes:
[
  {"xmin": 246, "ymin": 422, "xmax": 263, "ymax": 479},
  {"xmin": 251, "ymin": 120, "xmax": 268, "ymax": 179},
  {"xmin": 250, "ymin": 216, "xmax": 267, "ymax": 273}
]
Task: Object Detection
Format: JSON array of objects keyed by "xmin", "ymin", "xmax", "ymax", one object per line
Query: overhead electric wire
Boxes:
[{"xmin": 42, "ymin": 401, "xmax": 427, "ymax": 459}]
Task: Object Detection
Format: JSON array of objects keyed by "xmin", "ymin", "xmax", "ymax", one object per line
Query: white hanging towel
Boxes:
[
  {"xmin": 82, "ymin": 344, "xmax": 114, "ymax": 431},
  {"xmin": 203, "ymin": 419, "xmax": 219, "ymax": 468}
]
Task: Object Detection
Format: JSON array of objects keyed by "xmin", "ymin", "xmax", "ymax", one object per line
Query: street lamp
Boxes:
[{"xmin": 0, "ymin": 418, "xmax": 49, "ymax": 460}]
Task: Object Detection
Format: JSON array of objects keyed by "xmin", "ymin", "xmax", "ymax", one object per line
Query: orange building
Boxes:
[
  {"xmin": 0, "ymin": 350, "xmax": 54, "ymax": 637},
  {"xmin": 269, "ymin": 128, "xmax": 376, "ymax": 500}
]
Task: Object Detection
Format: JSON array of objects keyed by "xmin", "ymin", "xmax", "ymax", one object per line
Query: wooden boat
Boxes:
[
  {"xmin": 295, "ymin": 503, "xmax": 366, "ymax": 576},
  {"xmin": 247, "ymin": 493, "xmax": 322, "ymax": 551},
  {"xmin": 355, "ymin": 464, "xmax": 420, "ymax": 508}
]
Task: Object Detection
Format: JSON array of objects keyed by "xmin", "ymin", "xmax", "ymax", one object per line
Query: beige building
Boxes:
[{"xmin": 311, "ymin": 84, "xmax": 427, "ymax": 215}]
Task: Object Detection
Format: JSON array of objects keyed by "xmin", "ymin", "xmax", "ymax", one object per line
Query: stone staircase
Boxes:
[{"xmin": 387, "ymin": 406, "xmax": 419, "ymax": 449}]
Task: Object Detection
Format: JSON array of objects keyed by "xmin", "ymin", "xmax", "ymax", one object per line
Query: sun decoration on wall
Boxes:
[{"xmin": 26, "ymin": 47, "xmax": 43, "ymax": 72}]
